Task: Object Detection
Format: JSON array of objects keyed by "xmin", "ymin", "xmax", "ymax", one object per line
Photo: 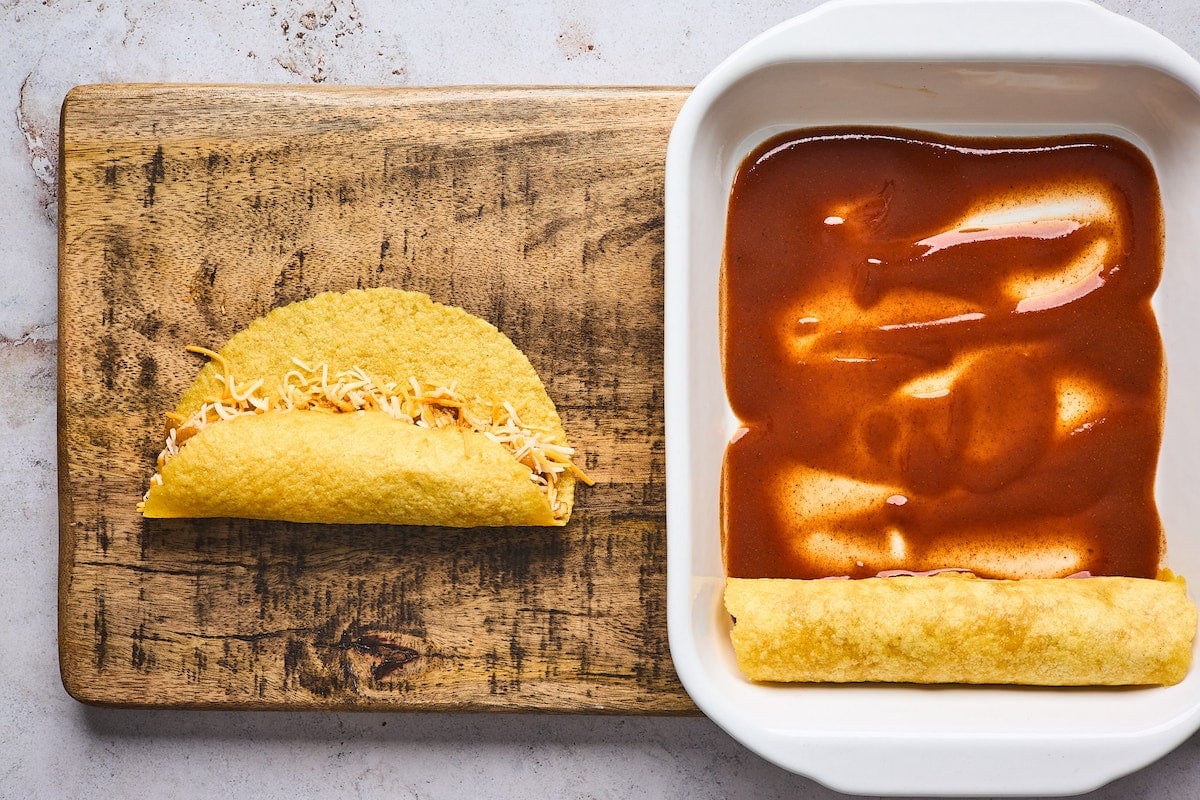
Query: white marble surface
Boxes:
[{"xmin": 4, "ymin": 1, "xmax": 1200, "ymax": 797}]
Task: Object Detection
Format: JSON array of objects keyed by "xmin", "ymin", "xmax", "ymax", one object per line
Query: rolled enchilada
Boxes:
[{"xmin": 725, "ymin": 574, "xmax": 1197, "ymax": 686}]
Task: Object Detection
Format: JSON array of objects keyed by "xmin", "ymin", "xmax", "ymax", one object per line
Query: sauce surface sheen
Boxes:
[{"xmin": 721, "ymin": 128, "xmax": 1165, "ymax": 580}]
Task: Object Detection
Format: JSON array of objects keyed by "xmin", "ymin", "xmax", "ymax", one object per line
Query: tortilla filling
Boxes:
[{"xmin": 143, "ymin": 346, "xmax": 593, "ymax": 519}]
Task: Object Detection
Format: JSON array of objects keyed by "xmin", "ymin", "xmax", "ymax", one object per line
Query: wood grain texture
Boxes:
[{"xmin": 58, "ymin": 84, "xmax": 693, "ymax": 712}]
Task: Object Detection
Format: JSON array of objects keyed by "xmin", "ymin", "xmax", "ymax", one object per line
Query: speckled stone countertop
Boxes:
[{"xmin": 5, "ymin": 1, "xmax": 1200, "ymax": 798}]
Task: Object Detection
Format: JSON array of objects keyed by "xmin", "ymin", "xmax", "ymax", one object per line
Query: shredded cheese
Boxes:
[{"xmin": 146, "ymin": 348, "xmax": 593, "ymax": 518}]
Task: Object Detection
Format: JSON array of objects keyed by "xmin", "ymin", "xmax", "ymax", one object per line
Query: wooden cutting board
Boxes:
[{"xmin": 57, "ymin": 84, "xmax": 694, "ymax": 712}]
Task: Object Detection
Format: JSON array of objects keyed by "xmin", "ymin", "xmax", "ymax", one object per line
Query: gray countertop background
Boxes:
[{"xmin": 4, "ymin": 1, "xmax": 1200, "ymax": 797}]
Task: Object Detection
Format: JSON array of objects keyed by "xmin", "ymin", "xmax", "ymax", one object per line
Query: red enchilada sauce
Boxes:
[{"xmin": 721, "ymin": 129, "xmax": 1165, "ymax": 580}]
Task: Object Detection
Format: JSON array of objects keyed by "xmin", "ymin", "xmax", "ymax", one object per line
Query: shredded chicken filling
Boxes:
[{"xmin": 148, "ymin": 346, "xmax": 592, "ymax": 518}]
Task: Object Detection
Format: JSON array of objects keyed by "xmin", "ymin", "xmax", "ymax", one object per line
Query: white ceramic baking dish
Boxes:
[{"xmin": 664, "ymin": 0, "xmax": 1200, "ymax": 795}]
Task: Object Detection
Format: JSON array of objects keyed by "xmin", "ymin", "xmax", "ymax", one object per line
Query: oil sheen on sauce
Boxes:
[{"xmin": 721, "ymin": 128, "xmax": 1165, "ymax": 580}]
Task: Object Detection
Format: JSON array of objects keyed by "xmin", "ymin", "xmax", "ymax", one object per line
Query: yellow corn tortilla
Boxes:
[
  {"xmin": 725, "ymin": 574, "xmax": 1197, "ymax": 685},
  {"xmin": 141, "ymin": 288, "xmax": 579, "ymax": 526}
]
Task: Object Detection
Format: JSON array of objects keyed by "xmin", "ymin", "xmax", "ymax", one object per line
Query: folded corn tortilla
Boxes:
[
  {"xmin": 140, "ymin": 288, "xmax": 587, "ymax": 526},
  {"xmin": 725, "ymin": 574, "xmax": 1197, "ymax": 685}
]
